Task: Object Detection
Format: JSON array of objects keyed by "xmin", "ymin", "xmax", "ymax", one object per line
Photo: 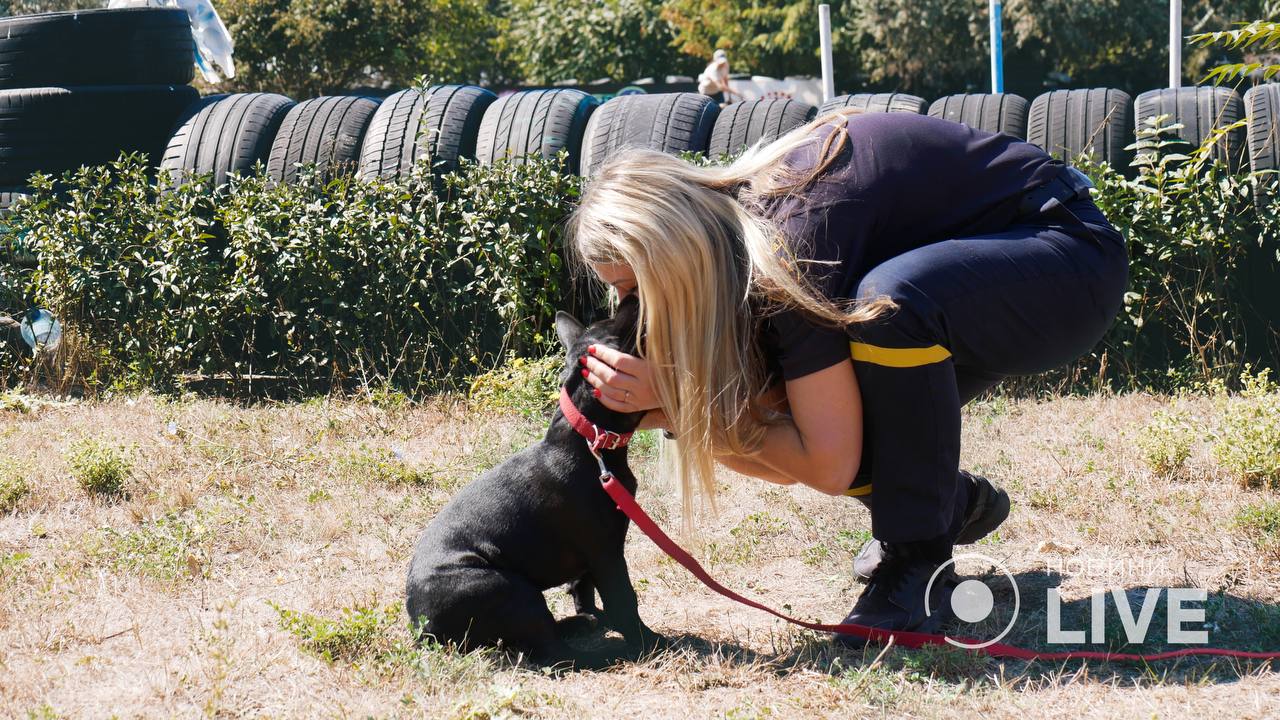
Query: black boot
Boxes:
[
  {"xmin": 839, "ymin": 535, "xmax": 956, "ymax": 638},
  {"xmin": 852, "ymin": 471, "xmax": 1009, "ymax": 581}
]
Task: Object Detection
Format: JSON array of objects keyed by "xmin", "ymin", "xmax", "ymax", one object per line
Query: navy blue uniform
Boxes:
[{"xmin": 759, "ymin": 112, "xmax": 1128, "ymax": 544}]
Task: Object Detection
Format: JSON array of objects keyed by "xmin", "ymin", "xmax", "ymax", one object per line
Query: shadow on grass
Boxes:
[{"xmin": 562, "ymin": 570, "xmax": 1280, "ymax": 688}]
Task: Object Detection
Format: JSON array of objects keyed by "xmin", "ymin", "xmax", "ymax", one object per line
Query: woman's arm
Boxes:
[
  {"xmin": 585, "ymin": 344, "xmax": 863, "ymax": 495},
  {"xmin": 725, "ymin": 360, "xmax": 863, "ymax": 495}
]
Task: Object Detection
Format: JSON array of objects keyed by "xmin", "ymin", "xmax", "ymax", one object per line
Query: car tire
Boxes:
[
  {"xmin": 161, "ymin": 92, "xmax": 296, "ymax": 187},
  {"xmin": 928, "ymin": 93, "xmax": 1030, "ymax": 139},
  {"xmin": 0, "ymin": 8, "xmax": 194, "ymax": 89},
  {"xmin": 1134, "ymin": 86, "xmax": 1246, "ymax": 171},
  {"xmin": 475, "ymin": 89, "xmax": 599, "ymax": 174},
  {"xmin": 0, "ymin": 85, "xmax": 199, "ymax": 186},
  {"xmin": 266, "ymin": 96, "xmax": 380, "ymax": 184},
  {"xmin": 1027, "ymin": 88, "xmax": 1133, "ymax": 170},
  {"xmin": 707, "ymin": 98, "xmax": 816, "ymax": 157},
  {"xmin": 358, "ymin": 85, "xmax": 497, "ymax": 181},
  {"xmin": 579, "ymin": 92, "xmax": 719, "ymax": 177},
  {"xmin": 817, "ymin": 92, "xmax": 927, "ymax": 117}
]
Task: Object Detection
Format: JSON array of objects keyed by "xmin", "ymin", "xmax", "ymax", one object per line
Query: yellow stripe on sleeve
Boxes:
[{"xmin": 849, "ymin": 342, "xmax": 952, "ymax": 368}]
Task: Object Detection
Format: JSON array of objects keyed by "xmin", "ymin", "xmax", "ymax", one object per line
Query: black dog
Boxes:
[{"xmin": 405, "ymin": 295, "xmax": 662, "ymax": 668}]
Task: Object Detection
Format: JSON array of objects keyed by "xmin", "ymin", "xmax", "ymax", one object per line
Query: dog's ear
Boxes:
[
  {"xmin": 554, "ymin": 311, "xmax": 585, "ymax": 350},
  {"xmin": 611, "ymin": 294, "xmax": 641, "ymax": 336}
]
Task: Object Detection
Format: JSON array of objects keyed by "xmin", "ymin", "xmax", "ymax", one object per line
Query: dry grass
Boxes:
[{"xmin": 1, "ymin": 390, "xmax": 1278, "ymax": 718}]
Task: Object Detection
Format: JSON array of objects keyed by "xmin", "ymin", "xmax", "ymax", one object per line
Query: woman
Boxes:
[{"xmin": 570, "ymin": 108, "xmax": 1128, "ymax": 633}]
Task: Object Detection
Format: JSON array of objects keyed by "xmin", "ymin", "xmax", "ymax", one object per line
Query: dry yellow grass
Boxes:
[{"xmin": 1, "ymin": 390, "xmax": 1278, "ymax": 718}]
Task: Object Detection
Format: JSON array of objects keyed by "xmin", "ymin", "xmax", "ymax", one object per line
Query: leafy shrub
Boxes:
[
  {"xmin": 65, "ymin": 438, "xmax": 131, "ymax": 497},
  {"xmin": 271, "ymin": 600, "xmax": 400, "ymax": 664},
  {"xmin": 336, "ymin": 446, "xmax": 439, "ymax": 488},
  {"xmin": 1210, "ymin": 367, "xmax": 1280, "ymax": 487},
  {"xmin": 97, "ymin": 510, "xmax": 211, "ymax": 582},
  {"xmin": 1233, "ymin": 500, "xmax": 1280, "ymax": 549},
  {"xmin": 0, "ymin": 464, "xmax": 28, "ymax": 513},
  {"xmin": 3, "ymin": 153, "xmax": 580, "ymax": 394},
  {"xmin": 468, "ymin": 354, "xmax": 562, "ymax": 418},
  {"xmin": 1136, "ymin": 409, "xmax": 1197, "ymax": 478},
  {"xmin": 1080, "ymin": 116, "xmax": 1280, "ymax": 390}
]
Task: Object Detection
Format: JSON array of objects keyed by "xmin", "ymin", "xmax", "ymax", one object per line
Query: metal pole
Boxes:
[
  {"xmin": 1170, "ymin": 0, "xmax": 1182, "ymax": 88},
  {"xmin": 819, "ymin": 4, "xmax": 835, "ymax": 102},
  {"xmin": 990, "ymin": 0, "xmax": 1004, "ymax": 93}
]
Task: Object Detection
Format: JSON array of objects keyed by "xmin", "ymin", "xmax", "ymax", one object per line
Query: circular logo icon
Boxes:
[{"xmin": 924, "ymin": 552, "xmax": 1020, "ymax": 649}]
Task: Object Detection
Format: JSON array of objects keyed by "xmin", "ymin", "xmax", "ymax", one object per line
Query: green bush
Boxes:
[
  {"xmin": 1078, "ymin": 116, "xmax": 1280, "ymax": 390},
  {"xmin": 0, "ymin": 464, "xmax": 28, "ymax": 513},
  {"xmin": 1211, "ymin": 367, "xmax": 1280, "ymax": 487},
  {"xmin": 65, "ymin": 438, "xmax": 132, "ymax": 497},
  {"xmin": 3, "ymin": 154, "xmax": 579, "ymax": 394},
  {"xmin": 1136, "ymin": 408, "xmax": 1197, "ymax": 479},
  {"xmin": 468, "ymin": 354, "xmax": 562, "ymax": 418}
]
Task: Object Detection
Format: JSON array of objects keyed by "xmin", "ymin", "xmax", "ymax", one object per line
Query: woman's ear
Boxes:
[{"xmin": 555, "ymin": 311, "xmax": 586, "ymax": 350}]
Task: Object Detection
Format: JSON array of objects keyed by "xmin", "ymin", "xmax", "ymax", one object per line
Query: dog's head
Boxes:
[{"xmin": 554, "ymin": 294, "xmax": 644, "ymax": 433}]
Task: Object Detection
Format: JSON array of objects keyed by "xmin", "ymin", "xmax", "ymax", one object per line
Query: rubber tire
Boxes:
[
  {"xmin": 817, "ymin": 93, "xmax": 927, "ymax": 117},
  {"xmin": 708, "ymin": 98, "xmax": 816, "ymax": 157},
  {"xmin": 1246, "ymin": 84, "xmax": 1280, "ymax": 175},
  {"xmin": 0, "ymin": 189, "xmax": 29, "ymax": 211},
  {"xmin": 1027, "ymin": 88, "xmax": 1133, "ymax": 170},
  {"xmin": 928, "ymin": 93, "xmax": 1030, "ymax": 139},
  {"xmin": 579, "ymin": 93, "xmax": 720, "ymax": 177},
  {"xmin": 1134, "ymin": 86, "xmax": 1246, "ymax": 171},
  {"xmin": 161, "ymin": 93, "xmax": 296, "ymax": 187},
  {"xmin": 358, "ymin": 85, "xmax": 497, "ymax": 181},
  {"xmin": 266, "ymin": 96, "xmax": 380, "ymax": 184},
  {"xmin": 0, "ymin": 8, "xmax": 194, "ymax": 89},
  {"xmin": 0, "ymin": 85, "xmax": 199, "ymax": 186},
  {"xmin": 475, "ymin": 89, "xmax": 599, "ymax": 174}
]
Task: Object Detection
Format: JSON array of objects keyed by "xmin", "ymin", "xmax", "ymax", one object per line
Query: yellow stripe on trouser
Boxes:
[{"xmin": 841, "ymin": 341, "xmax": 953, "ymax": 498}]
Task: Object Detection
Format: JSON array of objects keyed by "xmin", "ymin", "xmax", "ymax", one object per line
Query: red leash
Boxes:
[
  {"xmin": 557, "ymin": 385, "xmax": 1278, "ymax": 662},
  {"xmin": 599, "ymin": 474, "xmax": 1280, "ymax": 663}
]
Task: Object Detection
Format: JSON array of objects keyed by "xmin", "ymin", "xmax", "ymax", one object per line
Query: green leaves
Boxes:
[{"xmin": 1, "ymin": 153, "xmax": 580, "ymax": 394}]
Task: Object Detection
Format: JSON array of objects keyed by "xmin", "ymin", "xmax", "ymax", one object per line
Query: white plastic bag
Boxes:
[{"xmin": 107, "ymin": 0, "xmax": 235, "ymax": 84}]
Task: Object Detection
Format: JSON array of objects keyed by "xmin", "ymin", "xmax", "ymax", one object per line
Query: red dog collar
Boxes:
[{"xmin": 559, "ymin": 386, "xmax": 633, "ymax": 453}]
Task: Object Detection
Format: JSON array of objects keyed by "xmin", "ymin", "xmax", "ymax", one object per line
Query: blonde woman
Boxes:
[{"xmin": 572, "ymin": 109, "xmax": 1128, "ymax": 633}]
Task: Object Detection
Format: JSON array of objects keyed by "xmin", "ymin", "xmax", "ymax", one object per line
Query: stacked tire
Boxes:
[
  {"xmin": 1027, "ymin": 88, "xmax": 1133, "ymax": 171},
  {"xmin": 0, "ymin": 7, "xmax": 198, "ymax": 206},
  {"xmin": 579, "ymin": 93, "xmax": 719, "ymax": 176},
  {"xmin": 1134, "ymin": 86, "xmax": 1246, "ymax": 171}
]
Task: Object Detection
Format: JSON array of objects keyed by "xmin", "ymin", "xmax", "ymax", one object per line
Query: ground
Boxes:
[{"xmin": 1, "ymin": 388, "xmax": 1278, "ymax": 718}]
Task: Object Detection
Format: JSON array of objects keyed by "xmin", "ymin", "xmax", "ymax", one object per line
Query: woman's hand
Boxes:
[{"xmin": 580, "ymin": 344, "xmax": 660, "ymax": 414}]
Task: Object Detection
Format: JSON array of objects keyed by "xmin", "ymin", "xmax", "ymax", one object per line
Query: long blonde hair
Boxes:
[{"xmin": 566, "ymin": 109, "xmax": 893, "ymax": 526}]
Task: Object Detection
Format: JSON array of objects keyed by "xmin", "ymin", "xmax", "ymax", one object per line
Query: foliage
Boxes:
[
  {"xmin": 1192, "ymin": 18, "xmax": 1280, "ymax": 83},
  {"xmin": 218, "ymin": 0, "xmax": 509, "ymax": 98},
  {"xmin": 503, "ymin": 0, "xmax": 692, "ymax": 84},
  {"xmin": 1233, "ymin": 500, "xmax": 1280, "ymax": 546},
  {"xmin": 272, "ymin": 600, "xmax": 401, "ymax": 664},
  {"xmin": 97, "ymin": 510, "xmax": 212, "ymax": 581},
  {"xmin": 0, "ymin": 463, "xmax": 28, "ymax": 513},
  {"xmin": 66, "ymin": 437, "xmax": 132, "ymax": 497},
  {"xmin": 1211, "ymin": 367, "xmax": 1280, "ymax": 486},
  {"xmin": 336, "ymin": 446, "xmax": 440, "ymax": 487},
  {"xmin": 1136, "ymin": 409, "xmax": 1197, "ymax": 478},
  {"xmin": 3, "ymin": 153, "xmax": 579, "ymax": 394},
  {"xmin": 661, "ymin": 0, "xmax": 851, "ymax": 82},
  {"xmin": 467, "ymin": 353, "xmax": 561, "ymax": 417},
  {"xmin": 1079, "ymin": 115, "xmax": 1280, "ymax": 388}
]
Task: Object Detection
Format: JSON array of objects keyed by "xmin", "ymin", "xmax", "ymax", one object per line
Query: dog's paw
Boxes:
[
  {"xmin": 628, "ymin": 627, "xmax": 668, "ymax": 656},
  {"xmin": 554, "ymin": 613, "xmax": 600, "ymax": 638}
]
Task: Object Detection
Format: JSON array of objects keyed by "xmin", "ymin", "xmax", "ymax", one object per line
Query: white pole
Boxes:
[
  {"xmin": 989, "ymin": 0, "xmax": 1004, "ymax": 93},
  {"xmin": 1170, "ymin": 0, "xmax": 1182, "ymax": 88},
  {"xmin": 818, "ymin": 4, "xmax": 835, "ymax": 102}
]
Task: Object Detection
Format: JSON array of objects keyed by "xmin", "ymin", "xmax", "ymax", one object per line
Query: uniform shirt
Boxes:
[{"xmin": 758, "ymin": 112, "xmax": 1063, "ymax": 382}]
